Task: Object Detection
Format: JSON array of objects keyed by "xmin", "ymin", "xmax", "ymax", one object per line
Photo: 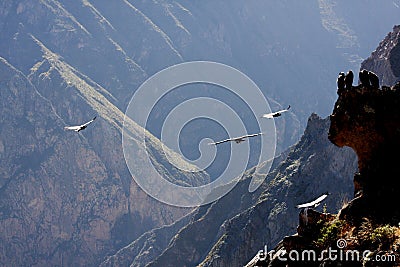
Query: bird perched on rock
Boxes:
[
  {"xmin": 64, "ymin": 116, "xmax": 97, "ymax": 132},
  {"xmin": 359, "ymin": 69, "xmax": 370, "ymax": 87},
  {"xmin": 368, "ymin": 71, "xmax": 379, "ymax": 89},
  {"xmin": 208, "ymin": 132, "xmax": 263, "ymax": 145},
  {"xmin": 344, "ymin": 70, "xmax": 354, "ymax": 89},
  {"xmin": 337, "ymin": 72, "xmax": 345, "ymax": 94}
]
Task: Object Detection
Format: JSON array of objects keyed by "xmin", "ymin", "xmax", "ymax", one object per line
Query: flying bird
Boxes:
[
  {"xmin": 261, "ymin": 105, "xmax": 291, "ymax": 119},
  {"xmin": 296, "ymin": 192, "xmax": 329, "ymax": 209},
  {"xmin": 208, "ymin": 132, "xmax": 263, "ymax": 146},
  {"xmin": 64, "ymin": 116, "xmax": 96, "ymax": 132}
]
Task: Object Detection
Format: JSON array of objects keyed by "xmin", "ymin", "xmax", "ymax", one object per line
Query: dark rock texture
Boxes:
[
  {"xmin": 0, "ymin": 53, "xmax": 206, "ymax": 266},
  {"xmin": 330, "ymin": 25, "xmax": 400, "ymax": 224},
  {"xmin": 330, "ymin": 84, "xmax": 400, "ymax": 224}
]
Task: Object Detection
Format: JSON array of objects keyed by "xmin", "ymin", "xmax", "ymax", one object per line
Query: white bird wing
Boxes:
[
  {"xmin": 208, "ymin": 138, "xmax": 233, "ymax": 145},
  {"xmin": 80, "ymin": 116, "xmax": 96, "ymax": 127},
  {"xmin": 64, "ymin": 125, "xmax": 81, "ymax": 131},
  {"xmin": 310, "ymin": 193, "xmax": 328, "ymax": 206},
  {"xmin": 261, "ymin": 105, "xmax": 291, "ymax": 118},
  {"xmin": 296, "ymin": 192, "xmax": 328, "ymax": 209},
  {"xmin": 296, "ymin": 202, "xmax": 314, "ymax": 209},
  {"xmin": 261, "ymin": 113, "xmax": 276, "ymax": 119},
  {"xmin": 209, "ymin": 133, "xmax": 262, "ymax": 145},
  {"xmin": 64, "ymin": 117, "xmax": 96, "ymax": 131},
  {"xmin": 242, "ymin": 133, "xmax": 263, "ymax": 138}
]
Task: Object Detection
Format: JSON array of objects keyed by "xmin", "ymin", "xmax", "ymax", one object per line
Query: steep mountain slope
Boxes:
[
  {"xmin": 361, "ymin": 25, "xmax": 400, "ymax": 86},
  {"xmin": 1, "ymin": 1, "xmax": 399, "ymax": 266},
  {"xmin": 103, "ymin": 114, "xmax": 357, "ymax": 267},
  {"xmin": 198, "ymin": 114, "xmax": 357, "ymax": 267},
  {"xmin": 100, "ymin": 210, "xmax": 194, "ymax": 267},
  {"xmin": 100, "ymin": 155, "xmax": 286, "ymax": 267},
  {"xmin": 0, "ymin": 53, "xmax": 208, "ymax": 266}
]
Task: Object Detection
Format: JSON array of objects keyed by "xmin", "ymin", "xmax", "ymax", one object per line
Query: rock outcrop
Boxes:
[
  {"xmin": 254, "ymin": 77, "xmax": 400, "ymax": 267},
  {"xmin": 329, "ymin": 25, "xmax": 400, "ymax": 224},
  {"xmin": 330, "ymin": 82, "xmax": 400, "ymax": 223},
  {"xmin": 247, "ymin": 25, "xmax": 400, "ymax": 267}
]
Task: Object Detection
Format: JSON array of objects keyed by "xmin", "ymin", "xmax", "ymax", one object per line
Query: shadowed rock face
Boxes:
[
  {"xmin": 330, "ymin": 25, "xmax": 400, "ymax": 224},
  {"xmin": 329, "ymin": 84, "xmax": 400, "ymax": 223}
]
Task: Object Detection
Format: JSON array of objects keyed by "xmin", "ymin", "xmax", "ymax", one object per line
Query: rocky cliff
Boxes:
[
  {"xmin": 331, "ymin": 25, "xmax": 400, "ymax": 225},
  {"xmin": 330, "ymin": 80, "xmax": 400, "ymax": 224},
  {"xmin": 0, "ymin": 51, "xmax": 208, "ymax": 266},
  {"xmin": 1, "ymin": 1, "xmax": 399, "ymax": 266},
  {"xmin": 248, "ymin": 25, "xmax": 400, "ymax": 267}
]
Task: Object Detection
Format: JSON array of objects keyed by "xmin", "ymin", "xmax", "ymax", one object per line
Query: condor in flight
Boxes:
[
  {"xmin": 261, "ymin": 105, "xmax": 291, "ymax": 119},
  {"xmin": 296, "ymin": 192, "xmax": 329, "ymax": 209},
  {"xmin": 208, "ymin": 132, "xmax": 263, "ymax": 146},
  {"xmin": 64, "ymin": 116, "xmax": 96, "ymax": 132}
]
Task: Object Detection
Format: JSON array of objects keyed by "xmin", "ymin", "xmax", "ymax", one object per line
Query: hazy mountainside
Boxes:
[
  {"xmin": 103, "ymin": 114, "xmax": 358, "ymax": 267},
  {"xmin": 1, "ymin": 0, "xmax": 399, "ymax": 151},
  {"xmin": 100, "ymin": 155, "xmax": 288, "ymax": 267},
  {"xmin": 0, "ymin": 0, "xmax": 399, "ymax": 266},
  {"xmin": 100, "ymin": 210, "xmax": 195, "ymax": 267},
  {"xmin": 0, "ymin": 53, "xmax": 208, "ymax": 266}
]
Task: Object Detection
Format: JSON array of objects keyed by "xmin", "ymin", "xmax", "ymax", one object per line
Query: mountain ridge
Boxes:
[
  {"xmin": 0, "ymin": 43, "xmax": 208, "ymax": 267},
  {"xmin": 103, "ymin": 113, "xmax": 357, "ymax": 267}
]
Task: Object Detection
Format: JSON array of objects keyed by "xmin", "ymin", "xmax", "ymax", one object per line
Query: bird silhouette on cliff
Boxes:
[
  {"xmin": 64, "ymin": 116, "xmax": 97, "ymax": 132},
  {"xmin": 344, "ymin": 70, "xmax": 354, "ymax": 89},
  {"xmin": 359, "ymin": 69, "xmax": 370, "ymax": 87},
  {"xmin": 337, "ymin": 72, "xmax": 346, "ymax": 94},
  {"xmin": 368, "ymin": 71, "xmax": 379, "ymax": 88}
]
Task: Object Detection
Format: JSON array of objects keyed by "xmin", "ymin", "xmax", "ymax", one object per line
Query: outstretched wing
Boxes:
[
  {"xmin": 210, "ymin": 132, "xmax": 263, "ymax": 145},
  {"xmin": 81, "ymin": 116, "xmax": 96, "ymax": 127},
  {"xmin": 208, "ymin": 138, "xmax": 233, "ymax": 145},
  {"xmin": 310, "ymin": 193, "xmax": 328, "ymax": 207},
  {"xmin": 296, "ymin": 192, "xmax": 329, "ymax": 209},
  {"xmin": 64, "ymin": 125, "xmax": 81, "ymax": 131},
  {"xmin": 296, "ymin": 202, "xmax": 313, "ymax": 209},
  {"xmin": 242, "ymin": 132, "xmax": 263, "ymax": 139}
]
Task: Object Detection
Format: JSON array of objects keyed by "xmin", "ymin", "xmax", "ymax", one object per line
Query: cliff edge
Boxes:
[
  {"xmin": 246, "ymin": 26, "xmax": 400, "ymax": 267},
  {"xmin": 329, "ymin": 81, "xmax": 400, "ymax": 224}
]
